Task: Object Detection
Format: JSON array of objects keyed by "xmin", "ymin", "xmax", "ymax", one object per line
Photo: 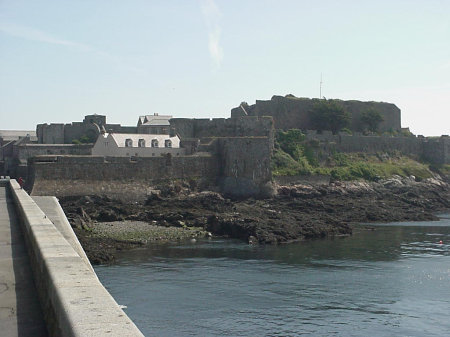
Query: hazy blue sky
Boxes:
[{"xmin": 1, "ymin": 0, "xmax": 449, "ymax": 135}]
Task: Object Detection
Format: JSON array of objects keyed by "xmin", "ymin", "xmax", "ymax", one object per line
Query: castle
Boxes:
[{"xmin": 1, "ymin": 95, "xmax": 448, "ymax": 199}]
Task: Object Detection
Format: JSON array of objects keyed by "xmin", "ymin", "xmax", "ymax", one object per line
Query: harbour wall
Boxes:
[{"xmin": 7, "ymin": 179, "xmax": 143, "ymax": 336}]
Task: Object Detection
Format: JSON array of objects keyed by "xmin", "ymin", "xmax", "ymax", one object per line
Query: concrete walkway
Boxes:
[{"xmin": 0, "ymin": 185, "xmax": 48, "ymax": 336}]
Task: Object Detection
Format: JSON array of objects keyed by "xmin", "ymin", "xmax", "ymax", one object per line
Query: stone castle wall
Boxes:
[
  {"xmin": 28, "ymin": 134, "xmax": 275, "ymax": 199},
  {"xmin": 232, "ymin": 96, "xmax": 401, "ymax": 133},
  {"xmin": 302, "ymin": 130, "xmax": 449, "ymax": 164},
  {"xmin": 29, "ymin": 155, "xmax": 218, "ymax": 201},
  {"xmin": 36, "ymin": 114, "xmax": 137, "ymax": 144},
  {"xmin": 304, "ymin": 131, "xmax": 423, "ymax": 157},
  {"xmin": 14, "ymin": 144, "xmax": 92, "ymax": 161},
  {"xmin": 216, "ymin": 137, "xmax": 273, "ymax": 197},
  {"xmin": 170, "ymin": 116, "xmax": 274, "ymax": 141},
  {"xmin": 422, "ymin": 137, "xmax": 450, "ymax": 164},
  {"xmin": 37, "ymin": 124, "xmax": 65, "ymax": 144}
]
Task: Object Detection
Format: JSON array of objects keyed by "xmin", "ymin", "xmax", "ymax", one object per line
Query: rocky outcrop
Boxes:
[{"xmin": 59, "ymin": 176, "xmax": 449, "ymax": 264}]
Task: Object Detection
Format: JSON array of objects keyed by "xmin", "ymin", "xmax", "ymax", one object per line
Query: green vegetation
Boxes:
[
  {"xmin": 323, "ymin": 153, "xmax": 433, "ymax": 181},
  {"xmin": 275, "ymin": 129, "xmax": 305, "ymax": 161},
  {"xmin": 340, "ymin": 127, "xmax": 352, "ymax": 135},
  {"xmin": 272, "ymin": 129, "xmax": 435, "ymax": 181},
  {"xmin": 400, "ymin": 129, "xmax": 414, "ymax": 137},
  {"xmin": 72, "ymin": 134, "xmax": 95, "ymax": 144},
  {"xmin": 310, "ymin": 100, "xmax": 350, "ymax": 134},
  {"xmin": 272, "ymin": 130, "xmax": 313, "ymax": 175},
  {"xmin": 360, "ymin": 108, "xmax": 383, "ymax": 132},
  {"xmin": 383, "ymin": 128, "xmax": 415, "ymax": 137}
]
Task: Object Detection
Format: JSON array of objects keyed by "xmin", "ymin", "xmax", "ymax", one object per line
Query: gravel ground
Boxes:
[{"xmin": 91, "ymin": 220, "xmax": 209, "ymax": 243}]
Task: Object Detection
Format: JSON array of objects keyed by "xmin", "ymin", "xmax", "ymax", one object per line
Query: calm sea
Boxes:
[{"xmin": 95, "ymin": 214, "xmax": 450, "ymax": 336}]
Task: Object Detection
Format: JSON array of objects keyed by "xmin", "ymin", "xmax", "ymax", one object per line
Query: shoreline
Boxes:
[{"xmin": 60, "ymin": 175, "xmax": 449, "ymax": 265}]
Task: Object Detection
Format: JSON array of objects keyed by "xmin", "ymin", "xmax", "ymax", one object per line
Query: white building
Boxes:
[{"xmin": 92, "ymin": 133, "xmax": 185, "ymax": 157}]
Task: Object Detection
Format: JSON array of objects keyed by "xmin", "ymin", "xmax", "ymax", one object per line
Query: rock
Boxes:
[{"xmin": 58, "ymin": 175, "xmax": 449, "ymax": 264}]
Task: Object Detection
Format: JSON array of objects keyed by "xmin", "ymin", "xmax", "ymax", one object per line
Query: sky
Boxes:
[{"xmin": 0, "ymin": 0, "xmax": 449, "ymax": 136}]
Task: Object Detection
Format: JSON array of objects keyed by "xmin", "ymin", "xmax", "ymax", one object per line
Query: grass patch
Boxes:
[
  {"xmin": 271, "ymin": 148, "xmax": 313, "ymax": 176},
  {"xmin": 319, "ymin": 154, "xmax": 433, "ymax": 181}
]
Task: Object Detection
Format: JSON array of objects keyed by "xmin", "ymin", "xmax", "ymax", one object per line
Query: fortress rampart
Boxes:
[
  {"xmin": 6, "ymin": 97, "xmax": 448, "ymax": 201},
  {"xmin": 15, "ymin": 144, "xmax": 92, "ymax": 161},
  {"xmin": 215, "ymin": 137, "xmax": 273, "ymax": 197},
  {"xmin": 302, "ymin": 131, "xmax": 449, "ymax": 164},
  {"xmin": 170, "ymin": 116, "xmax": 274, "ymax": 141},
  {"xmin": 232, "ymin": 95, "xmax": 401, "ymax": 133},
  {"xmin": 28, "ymin": 135, "xmax": 274, "ymax": 200},
  {"xmin": 29, "ymin": 154, "xmax": 218, "ymax": 201},
  {"xmin": 36, "ymin": 115, "xmax": 135, "ymax": 144}
]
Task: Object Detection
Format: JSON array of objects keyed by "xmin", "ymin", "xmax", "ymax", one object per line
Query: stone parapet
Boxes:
[{"xmin": 9, "ymin": 179, "xmax": 144, "ymax": 336}]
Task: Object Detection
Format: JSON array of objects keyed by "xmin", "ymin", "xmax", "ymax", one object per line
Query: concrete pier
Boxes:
[
  {"xmin": 0, "ymin": 182, "xmax": 48, "ymax": 336},
  {"xmin": 0, "ymin": 179, "xmax": 144, "ymax": 336}
]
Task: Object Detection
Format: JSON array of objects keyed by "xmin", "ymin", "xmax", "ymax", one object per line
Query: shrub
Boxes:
[
  {"xmin": 341, "ymin": 127, "xmax": 352, "ymax": 135},
  {"xmin": 310, "ymin": 100, "xmax": 350, "ymax": 134},
  {"xmin": 360, "ymin": 108, "xmax": 384, "ymax": 132}
]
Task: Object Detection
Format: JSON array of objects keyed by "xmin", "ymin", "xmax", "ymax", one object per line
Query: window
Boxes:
[
  {"xmin": 151, "ymin": 139, "xmax": 159, "ymax": 148},
  {"xmin": 165, "ymin": 139, "xmax": 172, "ymax": 148},
  {"xmin": 125, "ymin": 138, "xmax": 133, "ymax": 147},
  {"xmin": 138, "ymin": 139, "xmax": 146, "ymax": 147}
]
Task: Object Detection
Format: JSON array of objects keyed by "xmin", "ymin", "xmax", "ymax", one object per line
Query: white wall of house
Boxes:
[{"xmin": 92, "ymin": 133, "xmax": 185, "ymax": 157}]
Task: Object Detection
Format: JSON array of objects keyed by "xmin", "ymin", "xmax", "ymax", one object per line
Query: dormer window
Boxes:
[
  {"xmin": 165, "ymin": 139, "xmax": 172, "ymax": 148},
  {"xmin": 125, "ymin": 138, "xmax": 133, "ymax": 147},
  {"xmin": 151, "ymin": 139, "xmax": 159, "ymax": 148},
  {"xmin": 138, "ymin": 139, "xmax": 146, "ymax": 147}
]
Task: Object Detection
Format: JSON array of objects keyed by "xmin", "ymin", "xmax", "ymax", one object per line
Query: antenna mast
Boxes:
[{"xmin": 319, "ymin": 73, "xmax": 323, "ymax": 99}]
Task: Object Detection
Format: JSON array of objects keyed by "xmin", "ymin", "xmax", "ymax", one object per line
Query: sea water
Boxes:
[{"xmin": 95, "ymin": 214, "xmax": 450, "ymax": 336}]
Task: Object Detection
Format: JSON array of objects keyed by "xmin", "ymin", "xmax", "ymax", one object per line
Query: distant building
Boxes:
[
  {"xmin": 137, "ymin": 113, "xmax": 172, "ymax": 134},
  {"xmin": 0, "ymin": 130, "xmax": 37, "ymax": 146},
  {"xmin": 91, "ymin": 133, "xmax": 184, "ymax": 157}
]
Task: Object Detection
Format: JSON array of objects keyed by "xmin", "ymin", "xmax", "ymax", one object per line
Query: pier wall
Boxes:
[{"xmin": 8, "ymin": 179, "xmax": 144, "ymax": 336}]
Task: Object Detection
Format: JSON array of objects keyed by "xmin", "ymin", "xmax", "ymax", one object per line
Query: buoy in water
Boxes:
[{"xmin": 439, "ymin": 240, "xmax": 443, "ymax": 244}]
